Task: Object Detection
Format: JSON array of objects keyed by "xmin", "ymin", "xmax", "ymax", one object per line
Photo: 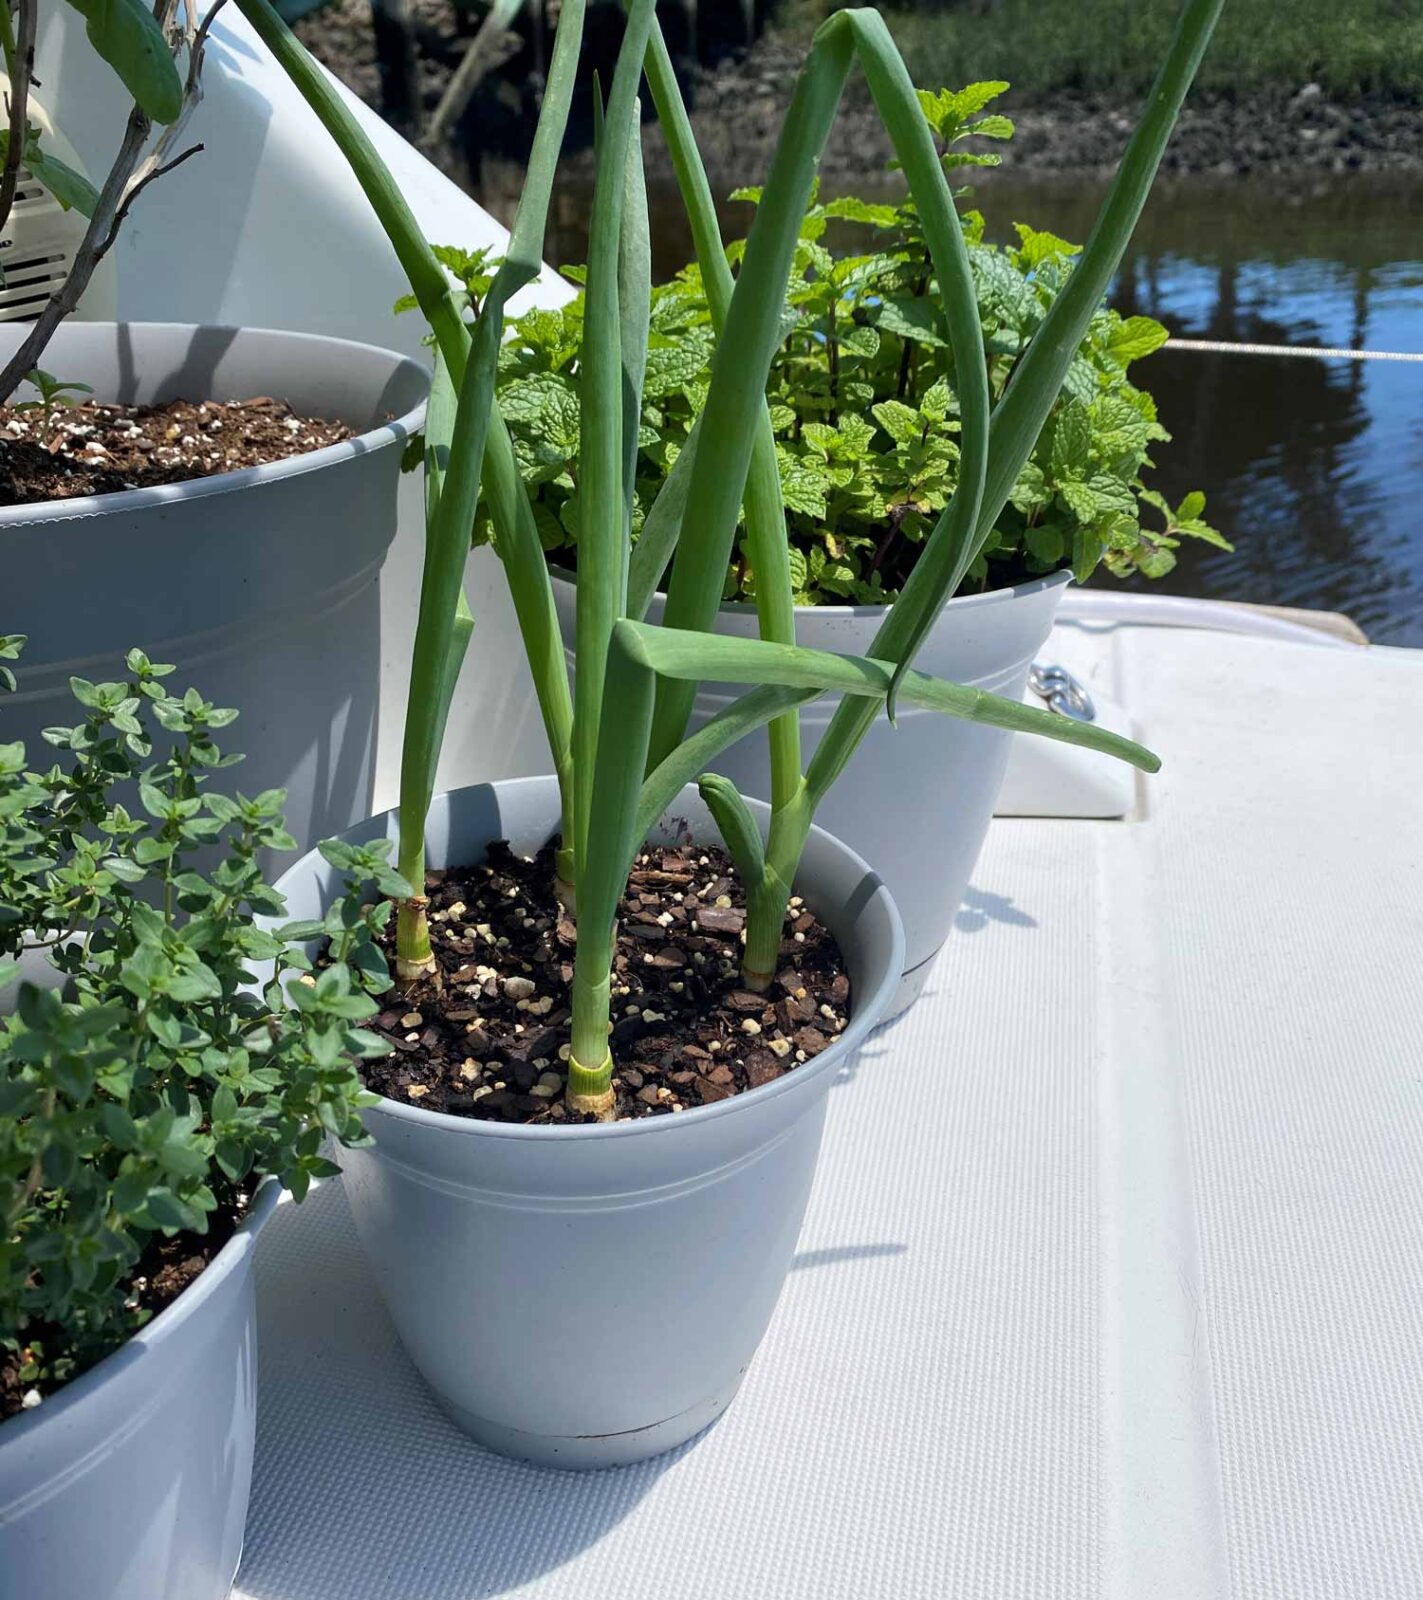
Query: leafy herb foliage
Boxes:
[
  {"xmin": 481, "ymin": 82, "xmax": 1228, "ymax": 603},
  {"xmin": 0, "ymin": 653, "xmax": 405, "ymax": 1411}
]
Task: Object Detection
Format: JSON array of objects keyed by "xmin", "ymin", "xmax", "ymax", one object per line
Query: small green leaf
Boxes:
[
  {"xmin": 1107, "ymin": 315, "xmax": 1170, "ymax": 365},
  {"xmin": 1059, "ymin": 479, "xmax": 1100, "ymax": 522},
  {"xmin": 871, "ymin": 400, "xmax": 922, "ymax": 448},
  {"xmin": 874, "ymin": 296, "xmax": 948, "ymax": 348},
  {"xmin": 1023, "ymin": 523, "xmax": 1065, "ymax": 566},
  {"xmin": 1013, "ymin": 222, "xmax": 1081, "ymax": 269},
  {"xmin": 1049, "ymin": 400, "xmax": 1092, "ymax": 480},
  {"xmin": 1071, "ymin": 526, "xmax": 1104, "ymax": 584},
  {"xmin": 24, "ymin": 141, "xmax": 101, "ymax": 217},
  {"xmin": 61, "ymin": 0, "xmax": 185, "ymax": 123}
]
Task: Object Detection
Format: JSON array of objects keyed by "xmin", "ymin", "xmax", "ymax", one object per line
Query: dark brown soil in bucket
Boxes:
[
  {"xmin": 0, "ymin": 397, "xmax": 353, "ymax": 507},
  {"xmin": 363, "ymin": 839, "xmax": 852, "ymax": 1125}
]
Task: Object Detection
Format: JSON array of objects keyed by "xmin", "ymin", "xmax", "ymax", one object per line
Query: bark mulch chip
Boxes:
[
  {"xmin": 0, "ymin": 397, "xmax": 353, "ymax": 507},
  {"xmin": 362, "ymin": 839, "xmax": 852, "ymax": 1125}
]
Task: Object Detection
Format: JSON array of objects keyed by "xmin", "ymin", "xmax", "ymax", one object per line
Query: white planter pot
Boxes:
[
  {"xmin": 273, "ymin": 775, "xmax": 903, "ymax": 1469},
  {"xmin": 550, "ymin": 568, "xmax": 1070, "ymax": 1017},
  {"xmin": 1, "ymin": 322, "xmax": 428, "ymax": 857},
  {"xmin": 0, "ymin": 1180, "xmax": 279, "ymax": 1600}
]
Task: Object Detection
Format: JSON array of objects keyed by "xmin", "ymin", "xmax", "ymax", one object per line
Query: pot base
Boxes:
[{"xmin": 437, "ymin": 1380, "xmax": 741, "ymax": 1470}]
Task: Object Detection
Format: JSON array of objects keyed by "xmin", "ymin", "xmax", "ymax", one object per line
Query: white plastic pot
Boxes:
[
  {"xmin": 550, "ymin": 568, "xmax": 1070, "ymax": 1017},
  {"xmin": 0, "ymin": 1180, "xmax": 279, "ymax": 1600},
  {"xmin": 1, "ymin": 322, "xmax": 428, "ymax": 857},
  {"xmin": 273, "ymin": 775, "xmax": 903, "ymax": 1469}
]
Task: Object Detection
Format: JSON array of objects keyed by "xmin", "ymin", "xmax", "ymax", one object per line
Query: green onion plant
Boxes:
[{"xmin": 241, "ymin": 0, "xmax": 1222, "ymax": 1117}]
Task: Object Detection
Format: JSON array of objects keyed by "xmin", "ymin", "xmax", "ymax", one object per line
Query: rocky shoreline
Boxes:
[
  {"xmin": 297, "ymin": 5, "xmax": 1423, "ymax": 189},
  {"xmin": 624, "ymin": 36, "xmax": 1423, "ymax": 188}
]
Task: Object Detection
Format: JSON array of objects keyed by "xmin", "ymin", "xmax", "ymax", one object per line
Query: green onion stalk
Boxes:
[
  {"xmin": 240, "ymin": 0, "xmax": 1221, "ymax": 1113},
  {"xmin": 239, "ymin": 0, "xmax": 584, "ymax": 984},
  {"xmin": 637, "ymin": 0, "xmax": 1225, "ymax": 991}
]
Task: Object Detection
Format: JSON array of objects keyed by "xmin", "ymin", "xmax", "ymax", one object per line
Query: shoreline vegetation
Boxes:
[{"xmin": 297, "ymin": 0, "xmax": 1423, "ymax": 190}]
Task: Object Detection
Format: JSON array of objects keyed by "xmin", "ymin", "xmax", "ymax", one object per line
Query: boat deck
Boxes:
[{"xmin": 235, "ymin": 618, "xmax": 1423, "ymax": 1600}]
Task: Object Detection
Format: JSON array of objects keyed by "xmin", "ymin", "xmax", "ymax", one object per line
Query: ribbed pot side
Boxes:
[
  {"xmin": 0, "ymin": 1181, "xmax": 280, "ymax": 1600},
  {"xmin": 1, "ymin": 322, "xmax": 428, "ymax": 858}
]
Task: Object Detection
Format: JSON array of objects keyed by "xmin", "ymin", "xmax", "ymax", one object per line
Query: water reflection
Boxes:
[
  {"xmin": 490, "ymin": 171, "xmax": 1423, "ymax": 645},
  {"xmin": 1098, "ymin": 183, "xmax": 1423, "ymax": 646}
]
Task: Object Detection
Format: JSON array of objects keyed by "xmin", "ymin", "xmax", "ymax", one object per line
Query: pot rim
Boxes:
[
  {"xmin": 0, "ymin": 1176, "xmax": 280, "ymax": 1447},
  {"xmin": 275, "ymin": 775, "xmax": 904, "ymax": 1147},
  {"xmin": 547, "ymin": 561, "xmax": 1073, "ymax": 620},
  {"xmin": 0, "ymin": 322, "xmax": 429, "ymax": 530}
]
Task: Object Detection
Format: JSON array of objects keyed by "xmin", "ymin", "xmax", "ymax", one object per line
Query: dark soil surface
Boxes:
[
  {"xmin": 0, "ymin": 1191, "xmax": 245, "ymax": 1423},
  {"xmin": 297, "ymin": 4, "xmax": 1423, "ymax": 193},
  {"xmin": 364, "ymin": 838, "xmax": 850, "ymax": 1125},
  {"xmin": 0, "ymin": 398, "xmax": 353, "ymax": 507}
]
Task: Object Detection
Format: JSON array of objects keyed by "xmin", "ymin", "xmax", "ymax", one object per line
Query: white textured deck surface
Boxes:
[{"xmin": 235, "ymin": 623, "xmax": 1423, "ymax": 1600}]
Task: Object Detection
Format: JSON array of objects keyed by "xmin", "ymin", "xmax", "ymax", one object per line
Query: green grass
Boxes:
[{"xmin": 794, "ymin": 0, "xmax": 1423, "ymax": 99}]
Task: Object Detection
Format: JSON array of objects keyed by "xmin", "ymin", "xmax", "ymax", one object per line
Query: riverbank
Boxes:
[
  {"xmin": 297, "ymin": 3, "xmax": 1423, "ymax": 192},
  {"xmin": 296, "ymin": 3, "xmax": 1423, "ymax": 191},
  {"xmin": 664, "ymin": 33, "xmax": 1423, "ymax": 186}
]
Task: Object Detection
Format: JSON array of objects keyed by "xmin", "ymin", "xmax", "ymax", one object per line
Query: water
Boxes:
[
  {"xmin": 1052, "ymin": 179, "xmax": 1423, "ymax": 647},
  {"xmin": 526, "ymin": 173, "xmax": 1423, "ymax": 646}
]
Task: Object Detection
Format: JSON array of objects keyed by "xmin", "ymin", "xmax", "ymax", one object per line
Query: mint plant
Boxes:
[
  {"xmin": 1, "ymin": 652, "xmax": 404, "ymax": 1416},
  {"xmin": 482, "ymin": 80, "xmax": 1228, "ymax": 602}
]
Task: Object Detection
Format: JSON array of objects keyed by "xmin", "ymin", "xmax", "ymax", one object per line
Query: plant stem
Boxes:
[
  {"xmin": 0, "ymin": 0, "xmax": 217, "ymax": 402},
  {"xmin": 895, "ymin": 263, "xmax": 930, "ymax": 400},
  {"xmin": 807, "ymin": 0, "xmax": 1222, "ymax": 805},
  {"xmin": 393, "ymin": 65, "xmax": 579, "ymax": 976},
  {"xmin": 7, "ymin": 1085, "xmax": 55, "ymax": 1232},
  {"xmin": 570, "ymin": 0, "xmax": 658, "ymax": 889},
  {"xmin": 392, "ymin": 321, "xmax": 506, "ymax": 986},
  {"xmin": 393, "ymin": 895, "xmax": 435, "ymax": 982},
  {"xmin": 744, "ymin": 786, "xmax": 814, "ymax": 986},
  {"xmin": 0, "ymin": 0, "xmax": 36, "ymax": 241},
  {"xmin": 567, "ymin": 623, "xmax": 658, "ymax": 1114},
  {"xmin": 698, "ymin": 769, "xmax": 812, "ymax": 989},
  {"xmin": 243, "ymin": 0, "xmax": 581, "ymax": 923},
  {"xmin": 639, "ymin": 23, "xmax": 802, "ymax": 813},
  {"xmin": 827, "ymin": 294, "xmax": 839, "ymax": 424},
  {"xmin": 646, "ymin": 16, "xmax": 855, "ymax": 769},
  {"xmin": 0, "ymin": 102, "xmax": 150, "ymax": 403}
]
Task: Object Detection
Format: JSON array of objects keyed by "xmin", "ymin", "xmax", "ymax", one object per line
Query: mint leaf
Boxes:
[{"xmin": 1107, "ymin": 315, "xmax": 1170, "ymax": 365}]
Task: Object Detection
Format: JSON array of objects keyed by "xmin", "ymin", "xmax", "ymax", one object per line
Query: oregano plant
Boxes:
[{"xmin": 0, "ymin": 650, "xmax": 407, "ymax": 1416}]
